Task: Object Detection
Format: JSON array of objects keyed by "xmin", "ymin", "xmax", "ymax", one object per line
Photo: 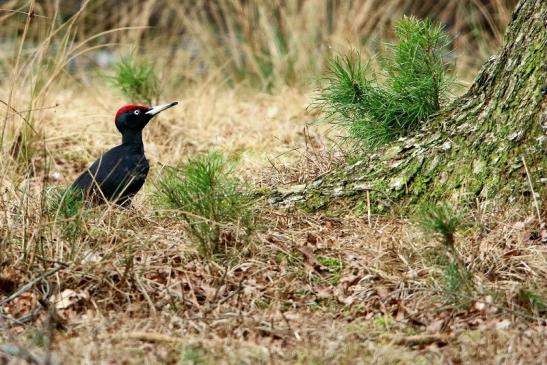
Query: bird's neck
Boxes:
[{"xmin": 121, "ymin": 131, "xmax": 145, "ymax": 153}]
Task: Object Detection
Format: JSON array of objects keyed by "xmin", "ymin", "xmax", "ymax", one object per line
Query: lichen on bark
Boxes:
[{"xmin": 271, "ymin": 0, "xmax": 546, "ymax": 213}]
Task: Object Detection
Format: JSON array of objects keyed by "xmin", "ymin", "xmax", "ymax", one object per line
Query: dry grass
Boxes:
[
  {"xmin": 1, "ymin": 1, "xmax": 546, "ymax": 364},
  {"xmin": 1, "ymin": 204, "xmax": 545, "ymax": 363},
  {"xmin": 41, "ymin": 84, "xmax": 316, "ymax": 180}
]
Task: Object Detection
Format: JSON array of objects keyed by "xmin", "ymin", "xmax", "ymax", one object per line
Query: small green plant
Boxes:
[
  {"xmin": 110, "ymin": 55, "xmax": 160, "ymax": 105},
  {"xmin": 516, "ymin": 288, "xmax": 547, "ymax": 316},
  {"xmin": 417, "ymin": 203, "xmax": 462, "ymax": 248},
  {"xmin": 47, "ymin": 187, "xmax": 86, "ymax": 241},
  {"xmin": 373, "ymin": 314, "xmax": 395, "ymax": 333},
  {"xmin": 417, "ymin": 203, "xmax": 474, "ymax": 302},
  {"xmin": 179, "ymin": 344, "xmax": 209, "ymax": 365},
  {"xmin": 154, "ymin": 152, "xmax": 254, "ymax": 257},
  {"xmin": 317, "ymin": 256, "xmax": 343, "ymax": 285},
  {"xmin": 442, "ymin": 261, "xmax": 473, "ymax": 299},
  {"xmin": 254, "ymin": 298, "xmax": 272, "ymax": 310},
  {"xmin": 317, "ymin": 16, "xmax": 452, "ymax": 149}
]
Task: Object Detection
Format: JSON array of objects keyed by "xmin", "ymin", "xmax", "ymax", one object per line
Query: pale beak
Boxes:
[{"xmin": 146, "ymin": 101, "xmax": 178, "ymax": 116}]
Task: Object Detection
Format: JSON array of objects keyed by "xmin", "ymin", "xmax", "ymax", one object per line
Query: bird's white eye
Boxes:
[{"xmin": 134, "ymin": 110, "xmax": 141, "ymax": 115}]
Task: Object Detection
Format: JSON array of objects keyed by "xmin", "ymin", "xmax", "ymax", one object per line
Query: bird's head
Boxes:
[{"xmin": 114, "ymin": 102, "xmax": 178, "ymax": 133}]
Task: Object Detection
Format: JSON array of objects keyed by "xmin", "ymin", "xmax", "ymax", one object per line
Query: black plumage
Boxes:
[{"xmin": 71, "ymin": 102, "xmax": 177, "ymax": 205}]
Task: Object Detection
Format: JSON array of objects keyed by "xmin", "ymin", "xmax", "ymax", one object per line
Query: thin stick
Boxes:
[
  {"xmin": 521, "ymin": 156, "xmax": 542, "ymax": 225},
  {"xmin": 0, "ymin": 9, "xmax": 47, "ymax": 18},
  {"xmin": 134, "ymin": 273, "xmax": 157, "ymax": 316},
  {"xmin": 108, "ymin": 332, "xmax": 184, "ymax": 344},
  {"xmin": 0, "ymin": 0, "xmax": 34, "ymax": 148},
  {"xmin": 394, "ymin": 334, "xmax": 449, "ymax": 347},
  {"xmin": 202, "ymin": 276, "xmax": 245, "ymax": 317},
  {"xmin": 367, "ymin": 190, "xmax": 371, "ymax": 227},
  {"xmin": 280, "ymin": 309, "xmax": 301, "ymax": 341},
  {"xmin": 0, "ymin": 344, "xmax": 42, "ymax": 365},
  {"xmin": 0, "ymin": 266, "xmax": 63, "ymax": 306}
]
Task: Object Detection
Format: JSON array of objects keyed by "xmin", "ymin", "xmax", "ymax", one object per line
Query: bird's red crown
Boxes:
[{"xmin": 115, "ymin": 104, "xmax": 149, "ymax": 121}]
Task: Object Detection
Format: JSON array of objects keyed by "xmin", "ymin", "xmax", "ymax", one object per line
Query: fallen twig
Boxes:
[
  {"xmin": 0, "ymin": 266, "xmax": 64, "ymax": 307},
  {"xmin": 133, "ymin": 273, "xmax": 157, "ymax": 316},
  {"xmin": 521, "ymin": 156, "xmax": 543, "ymax": 227},
  {"xmin": 394, "ymin": 334, "xmax": 450, "ymax": 347},
  {"xmin": 202, "ymin": 276, "xmax": 245, "ymax": 317},
  {"xmin": 111, "ymin": 332, "xmax": 184, "ymax": 344},
  {"xmin": 0, "ymin": 343, "xmax": 42, "ymax": 365}
]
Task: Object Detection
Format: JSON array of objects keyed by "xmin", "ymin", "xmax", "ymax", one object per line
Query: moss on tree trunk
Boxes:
[{"xmin": 271, "ymin": 0, "xmax": 546, "ymax": 214}]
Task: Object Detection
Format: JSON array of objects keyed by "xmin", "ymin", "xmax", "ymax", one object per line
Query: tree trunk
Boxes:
[{"xmin": 271, "ymin": 0, "xmax": 546, "ymax": 213}]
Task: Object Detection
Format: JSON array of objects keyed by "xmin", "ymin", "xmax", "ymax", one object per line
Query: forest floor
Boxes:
[{"xmin": 1, "ymin": 84, "xmax": 546, "ymax": 364}]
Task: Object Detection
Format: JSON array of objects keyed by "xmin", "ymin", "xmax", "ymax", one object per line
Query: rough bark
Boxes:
[{"xmin": 271, "ymin": 0, "xmax": 546, "ymax": 213}]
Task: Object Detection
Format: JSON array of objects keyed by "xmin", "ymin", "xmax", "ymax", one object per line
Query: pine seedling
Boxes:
[
  {"xmin": 111, "ymin": 55, "xmax": 160, "ymax": 105},
  {"xmin": 47, "ymin": 187, "xmax": 86, "ymax": 241},
  {"xmin": 417, "ymin": 203, "xmax": 474, "ymax": 300},
  {"xmin": 153, "ymin": 152, "xmax": 254, "ymax": 258},
  {"xmin": 516, "ymin": 288, "xmax": 547, "ymax": 316},
  {"xmin": 317, "ymin": 17, "xmax": 452, "ymax": 149},
  {"xmin": 417, "ymin": 203, "xmax": 461, "ymax": 249}
]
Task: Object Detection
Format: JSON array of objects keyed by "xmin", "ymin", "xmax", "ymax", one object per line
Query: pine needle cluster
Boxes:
[
  {"xmin": 153, "ymin": 152, "xmax": 254, "ymax": 258},
  {"xmin": 317, "ymin": 17, "xmax": 452, "ymax": 149},
  {"xmin": 110, "ymin": 55, "xmax": 160, "ymax": 105}
]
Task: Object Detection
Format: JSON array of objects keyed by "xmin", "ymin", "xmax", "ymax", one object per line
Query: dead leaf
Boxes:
[
  {"xmin": 4, "ymin": 292, "xmax": 37, "ymax": 318},
  {"xmin": 376, "ymin": 286, "xmax": 390, "ymax": 300},
  {"xmin": 495, "ymin": 319, "xmax": 511, "ymax": 330},
  {"xmin": 316, "ymin": 287, "xmax": 332, "ymax": 299},
  {"xmin": 474, "ymin": 301, "xmax": 486, "ymax": 311},
  {"xmin": 306, "ymin": 233, "xmax": 318, "ymax": 245},
  {"xmin": 395, "ymin": 307, "xmax": 405, "ymax": 321},
  {"xmin": 395, "ymin": 334, "xmax": 449, "ymax": 347},
  {"xmin": 337, "ymin": 294, "xmax": 354, "ymax": 305},
  {"xmin": 339, "ymin": 274, "xmax": 361, "ymax": 289},
  {"xmin": 327, "ymin": 286, "xmax": 349, "ymax": 305},
  {"xmin": 404, "ymin": 269, "xmax": 418, "ymax": 279},
  {"xmin": 426, "ymin": 319, "xmax": 445, "ymax": 333},
  {"xmin": 298, "ymin": 246, "xmax": 325, "ymax": 272},
  {"xmin": 503, "ymin": 249, "xmax": 523, "ymax": 257},
  {"xmin": 52, "ymin": 289, "xmax": 89, "ymax": 310}
]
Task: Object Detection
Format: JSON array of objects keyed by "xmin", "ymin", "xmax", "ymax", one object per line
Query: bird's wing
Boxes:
[
  {"xmin": 72, "ymin": 147, "xmax": 127, "ymax": 196},
  {"xmin": 71, "ymin": 146, "xmax": 148, "ymax": 202}
]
